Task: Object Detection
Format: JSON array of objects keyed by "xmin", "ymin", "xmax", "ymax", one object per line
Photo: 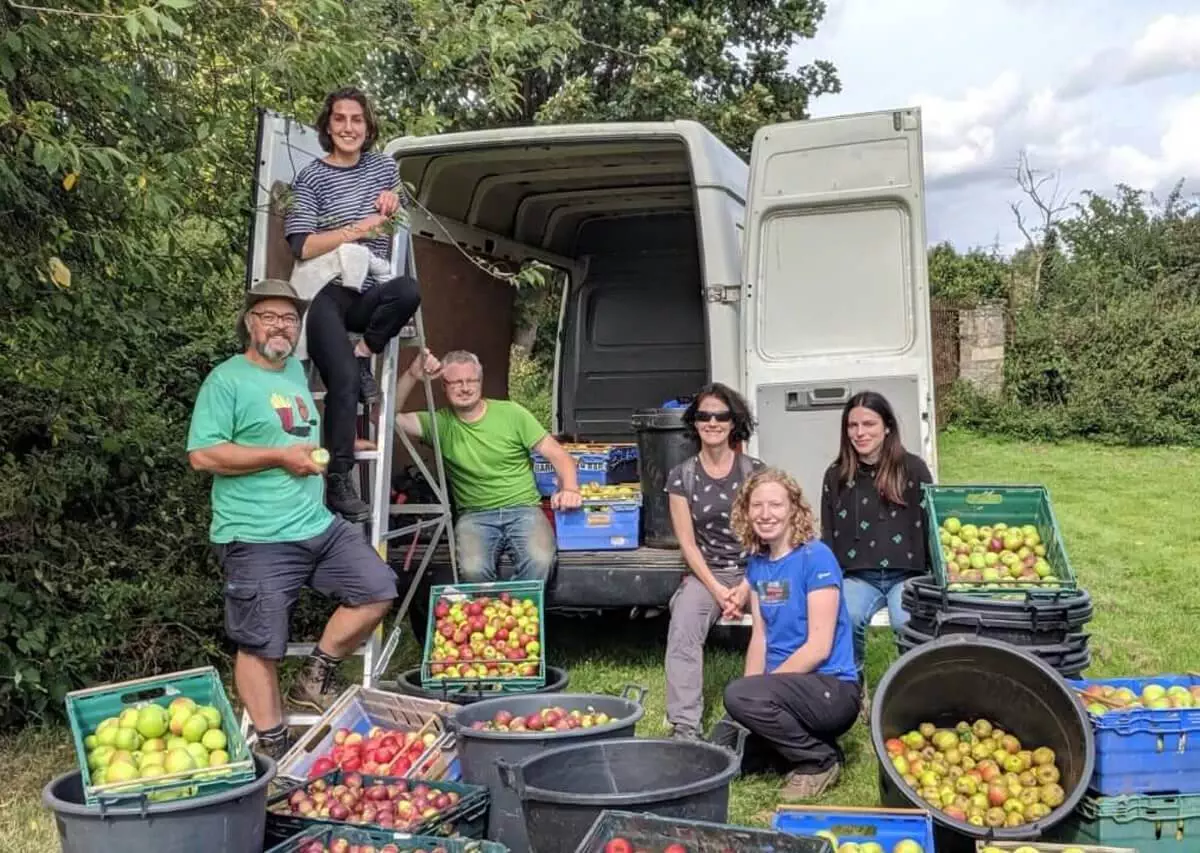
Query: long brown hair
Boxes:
[
  {"xmin": 731, "ymin": 468, "xmax": 819, "ymax": 553},
  {"xmin": 836, "ymin": 391, "xmax": 908, "ymax": 506}
]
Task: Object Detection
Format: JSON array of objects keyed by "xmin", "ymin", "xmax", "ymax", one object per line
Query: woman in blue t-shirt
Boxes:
[{"xmin": 722, "ymin": 467, "xmax": 861, "ymax": 801}]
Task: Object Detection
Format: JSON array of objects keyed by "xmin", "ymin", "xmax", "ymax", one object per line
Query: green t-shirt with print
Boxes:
[
  {"xmin": 417, "ymin": 399, "xmax": 546, "ymax": 512},
  {"xmin": 187, "ymin": 354, "xmax": 333, "ymax": 544}
]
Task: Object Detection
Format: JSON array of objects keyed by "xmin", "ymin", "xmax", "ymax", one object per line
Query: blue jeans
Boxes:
[
  {"xmin": 455, "ymin": 506, "xmax": 556, "ymax": 583},
  {"xmin": 842, "ymin": 569, "xmax": 917, "ymax": 674}
]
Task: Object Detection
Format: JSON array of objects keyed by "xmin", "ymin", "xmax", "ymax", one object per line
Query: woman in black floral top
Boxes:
[{"xmin": 820, "ymin": 391, "xmax": 933, "ymax": 713}]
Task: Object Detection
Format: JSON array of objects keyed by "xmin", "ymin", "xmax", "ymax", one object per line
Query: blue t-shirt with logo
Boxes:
[{"xmin": 747, "ymin": 540, "xmax": 858, "ymax": 682}]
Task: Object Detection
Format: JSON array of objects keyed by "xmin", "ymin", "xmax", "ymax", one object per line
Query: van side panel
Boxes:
[{"xmin": 560, "ymin": 213, "xmax": 707, "ymax": 439}]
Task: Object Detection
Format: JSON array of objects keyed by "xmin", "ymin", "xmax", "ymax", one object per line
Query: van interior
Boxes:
[{"xmin": 397, "ymin": 138, "xmax": 709, "ymax": 441}]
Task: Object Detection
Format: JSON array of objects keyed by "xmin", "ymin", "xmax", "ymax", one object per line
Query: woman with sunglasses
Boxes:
[{"xmin": 664, "ymin": 383, "xmax": 765, "ymax": 740}]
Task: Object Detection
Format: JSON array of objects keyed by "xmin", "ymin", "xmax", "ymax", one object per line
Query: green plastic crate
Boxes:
[
  {"xmin": 65, "ymin": 665, "xmax": 255, "ymax": 807},
  {"xmin": 923, "ymin": 483, "xmax": 1079, "ymax": 597},
  {"xmin": 1049, "ymin": 792, "xmax": 1200, "ymax": 850},
  {"xmin": 266, "ymin": 825, "xmax": 508, "ymax": 852},
  {"xmin": 421, "ymin": 580, "xmax": 546, "ymax": 693}
]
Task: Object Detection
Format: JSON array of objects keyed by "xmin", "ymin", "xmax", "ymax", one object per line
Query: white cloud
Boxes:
[
  {"xmin": 1061, "ymin": 13, "xmax": 1200, "ymax": 98},
  {"xmin": 1105, "ymin": 95, "xmax": 1200, "ymax": 190}
]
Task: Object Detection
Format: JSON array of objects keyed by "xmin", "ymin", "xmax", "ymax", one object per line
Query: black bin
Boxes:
[
  {"xmin": 870, "ymin": 635, "xmax": 1095, "ymax": 853},
  {"xmin": 632, "ymin": 407, "xmax": 698, "ymax": 549}
]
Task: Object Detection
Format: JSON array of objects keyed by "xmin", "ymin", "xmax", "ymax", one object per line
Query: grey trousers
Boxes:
[{"xmin": 665, "ymin": 571, "xmax": 743, "ymax": 731}]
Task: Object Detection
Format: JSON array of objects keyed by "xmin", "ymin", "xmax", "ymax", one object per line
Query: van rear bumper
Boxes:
[{"xmin": 393, "ymin": 545, "xmax": 687, "ymax": 610}]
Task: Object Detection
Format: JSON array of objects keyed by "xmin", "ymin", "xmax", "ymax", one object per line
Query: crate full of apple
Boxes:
[
  {"xmin": 65, "ymin": 666, "xmax": 254, "ymax": 806},
  {"xmin": 922, "ymin": 484, "xmax": 1078, "ymax": 595},
  {"xmin": 421, "ymin": 580, "xmax": 546, "ymax": 691},
  {"xmin": 883, "ymin": 717, "xmax": 1068, "ymax": 829},
  {"xmin": 266, "ymin": 825, "xmax": 509, "ymax": 853},
  {"xmin": 265, "ymin": 771, "xmax": 489, "ymax": 843},
  {"xmin": 277, "ymin": 686, "xmax": 459, "ymax": 784},
  {"xmin": 769, "ymin": 805, "xmax": 935, "ymax": 853},
  {"xmin": 1070, "ymin": 674, "xmax": 1200, "ymax": 796},
  {"xmin": 976, "ymin": 843, "xmax": 1138, "ymax": 852},
  {"xmin": 576, "ymin": 809, "xmax": 837, "ymax": 853}
]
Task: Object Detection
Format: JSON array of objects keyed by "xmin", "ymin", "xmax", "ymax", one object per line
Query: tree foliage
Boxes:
[{"xmin": 0, "ymin": 0, "xmax": 839, "ymax": 725}]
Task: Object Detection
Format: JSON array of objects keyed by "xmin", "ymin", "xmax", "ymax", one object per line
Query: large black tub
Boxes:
[
  {"xmin": 497, "ymin": 737, "xmax": 741, "ymax": 853},
  {"xmin": 871, "ymin": 635, "xmax": 1095, "ymax": 853}
]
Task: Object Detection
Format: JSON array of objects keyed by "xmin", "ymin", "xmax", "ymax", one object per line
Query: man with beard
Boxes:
[
  {"xmin": 187, "ymin": 279, "xmax": 398, "ymax": 759},
  {"xmin": 395, "ymin": 349, "xmax": 581, "ymax": 583}
]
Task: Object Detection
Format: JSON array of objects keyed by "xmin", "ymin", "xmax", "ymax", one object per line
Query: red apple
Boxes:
[{"xmin": 604, "ymin": 840, "xmax": 633, "ymax": 853}]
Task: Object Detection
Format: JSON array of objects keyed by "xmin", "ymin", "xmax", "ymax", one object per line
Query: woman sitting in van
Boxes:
[
  {"xmin": 819, "ymin": 391, "xmax": 933, "ymax": 715},
  {"xmin": 722, "ymin": 467, "xmax": 860, "ymax": 801},
  {"xmin": 663, "ymin": 383, "xmax": 764, "ymax": 740}
]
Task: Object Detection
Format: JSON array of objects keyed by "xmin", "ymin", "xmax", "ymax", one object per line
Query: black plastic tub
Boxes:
[
  {"xmin": 871, "ymin": 635, "xmax": 1095, "ymax": 853},
  {"xmin": 902, "ymin": 575, "xmax": 1093, "ymax": 624},
  {"xmin": 43, "ymin": 753, "xmax": 276, "ymax": 853},
  {"xmin": 497, "ymin": 737, "xmax": 742, "ymax": 853},
  {"xmin": 896, "ymin": 622, "xmax": 1091, "ymax": 677},
  {"xmin": 632, "ymin": 407, "xmax": 699, "ymax": 549},
  {"xmin": 390, "ymin": 664, "xmax": 570, "ymax": 705},
  {"xmin": 448, "ymin": 686, "xmax": 648, "ymax": 853}
]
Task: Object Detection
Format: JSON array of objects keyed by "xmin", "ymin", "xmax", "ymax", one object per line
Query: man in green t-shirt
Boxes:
[
  {"xmin": 187, "ymin": 279, "xmax": 397, "ymax": 760},
  {"xmin": 396, "ymin": 349, "xmax": 581, "ymax": 583}
]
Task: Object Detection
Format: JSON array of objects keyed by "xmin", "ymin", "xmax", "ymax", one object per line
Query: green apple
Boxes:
[
  {"xmin": 105, "ymin": 761, "xmax": 139, "ymax": 784},
  {"xmin": 200, "ymin": 729, "xmax": 227, "ymax": 752},
  {"xmin": 186, "ymin": 742, "xmax": 210, "ymax": 767},
  {"xmin": 118, "ymin": 708, "xmax": 141, "ymax": 730},
  {"xmin": 181, "ymin": 714, "xmax": 209, "ymax": 744},
  {"xmin": 136, "ymin": 705, "xmax": 169, "ymax": 739},
  {"xmin": 196, "ymin": 705, "xmax": 222, "ymax": 729},
  {"xmin": 164, "ymin": 748, "xmax": 196, "ymax": 774}
]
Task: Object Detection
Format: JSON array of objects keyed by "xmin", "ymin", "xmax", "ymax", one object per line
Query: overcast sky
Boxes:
[{"xmin": 795, "ymin": 0, "xmax": 1200, "ymax": 252}]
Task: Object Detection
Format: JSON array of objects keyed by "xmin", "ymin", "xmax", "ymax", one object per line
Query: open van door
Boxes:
[{"xmin": 740, "ymin": 107, "xmax": 938, "ymax": 504}]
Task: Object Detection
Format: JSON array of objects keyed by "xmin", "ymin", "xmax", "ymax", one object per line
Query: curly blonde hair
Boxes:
[{"xmin": 731, "ymin": 467, "xmax": 820, "ymax": 553}]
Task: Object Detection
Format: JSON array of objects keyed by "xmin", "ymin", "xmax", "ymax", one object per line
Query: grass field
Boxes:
[{"xmin": 6, "ymin": 430, "xmax": 1200, "ymax": 850}]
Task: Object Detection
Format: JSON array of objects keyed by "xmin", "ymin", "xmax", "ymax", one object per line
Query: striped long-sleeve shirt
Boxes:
[{"xmin": 284, "ymin": 151, "xmax": 397, "ymax": 292}]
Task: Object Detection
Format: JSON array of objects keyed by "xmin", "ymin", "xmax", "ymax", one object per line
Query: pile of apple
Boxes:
[
  {"xmin": 271, "ymin": 774, "xmax": 462, "ymax": 832},
  {"xmin": 470, "ymin": 704, "xmax": 614, "ymax": 733},
  {"xmin": 601, "ymin": 841, "xmax": 686, "ymax": 853},
  {"xmin": 1079, "ymin": 681, "xmax": 1200, "ymax": 715},
  {"xmin": 428, "ymin": 591, "xmax": 541, "ymax": 681},
  {"xmin": 293, "ymin": 838, "xmax": 444, "ymax": 853},
  {"xmin": 809, "ymin": 836, "xmax": 925, "ymax": 853},
  {"xmin": 885, "ymin": 718, "xmax": 1067, "ymax": 828},
  {"xmin": 307, "ymin": 726, "xmax": 440, "ymax": 780},
  {"xmin": 83, "ymin": 696, "xmax": 233, "ymax": 788},
  {"xmin": 980, "ymin": 847, "xmax": 1088, "ymax": 853},
  {"xmin": 938, "ymin": 517, "xmax": 1063, "ymax": 589}
]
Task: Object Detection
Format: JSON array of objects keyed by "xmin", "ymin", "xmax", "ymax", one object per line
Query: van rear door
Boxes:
[
  {"xmin": 246, "ymin": 109, "xmax": 327, "ymax": 288},
  {"xmin": 740, "ymin": 108, "xmax": 937, "ymax": 503}
]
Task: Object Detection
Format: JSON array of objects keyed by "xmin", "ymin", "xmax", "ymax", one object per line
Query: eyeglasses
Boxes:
[
  {"xmin": 694, "ymin": 410, "xmax": 733, "ymax": 423},
  {"xmin": 250, "ymin": 311, "xmax": 300, "ymax": 328},
  {"xmin": 444, "ymin": 378, "xmax": 482, "ymax": 389}
]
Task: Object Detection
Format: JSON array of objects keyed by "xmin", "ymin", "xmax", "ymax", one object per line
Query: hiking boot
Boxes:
[
  {"xmin": 285, "ymin": 654, "xmax": 342, "ymax": 715},
  {"xmin": 357, "ymin": 357, "xmax": 380, "ymax": 404},
  {"xmin": 669, "ymin": 723, "xmax": 701, "ymax": 741},
  {"xmin": 326, "ymin": 471, "xmax": 371, "ymax": 523},
  {"xmin": 253, "ymin": 728, "xmax": 293, "ymax": 763},
  {"xmin": 780, "ymin": 762, "xmax": 842, "ymax": 802}
]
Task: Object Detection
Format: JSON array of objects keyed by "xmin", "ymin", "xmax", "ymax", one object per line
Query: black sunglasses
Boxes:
[{"xmin": 694, "ymin": 410, "xmax": 733, "ymax": 423}]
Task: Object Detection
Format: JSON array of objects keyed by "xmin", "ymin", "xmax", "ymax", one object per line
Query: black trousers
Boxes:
[
  {"xmin": 723, "ymin": 672, "xmax": 860, "ymax": 773},
  {"xmin": 306, "ymin": 275, "xmax": 421, "ymax": 473}
]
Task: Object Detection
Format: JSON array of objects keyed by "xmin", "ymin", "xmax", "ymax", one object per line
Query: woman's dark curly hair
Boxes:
[
  {"xmin": 315, "ymin": 87, "xmax": 379, "ymax": 154},
  {"xmin": 682, "ymin": 382, "xmax": 756, "ymax": 448}
]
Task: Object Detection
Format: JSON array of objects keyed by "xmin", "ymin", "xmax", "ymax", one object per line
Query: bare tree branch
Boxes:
[{"xmin": 1010, "ymin": 149, "xmax": 1072, "ymax": 302}]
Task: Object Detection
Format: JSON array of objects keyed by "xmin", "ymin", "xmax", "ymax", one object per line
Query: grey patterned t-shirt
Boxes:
[{"xmin": 666, "ymin": 453, "xmax": 766, "ymax": 575}]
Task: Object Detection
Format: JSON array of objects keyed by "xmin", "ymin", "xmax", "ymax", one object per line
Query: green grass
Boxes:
[{"xmin": 8, "ymin": 431, "xmax": 1200, "ymax": 851}]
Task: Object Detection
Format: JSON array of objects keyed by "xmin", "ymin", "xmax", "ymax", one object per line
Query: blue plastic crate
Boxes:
[
  {"xmin": 1070, "ymin": 675, "xmax": 1200, "ymax": 795},
  {"xmin": 772, "ymin": 805, "xmax": 936, "ymax": 852},
  {"xmin": 555, "ymin": 497, "xmax": 641, "ymax": 551},
  {"xmin": 575, "ymin": 810, "xmax": 832, "ymax": 852},
  {"xmin": 266, "ymin": 825, "xmax": 509, "ymax": 852},
  {"xmin": 533, "ymin": 444, "xmax": 638, "ymax": 496}
]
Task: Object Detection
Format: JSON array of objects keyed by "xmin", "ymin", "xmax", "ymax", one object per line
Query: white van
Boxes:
[{"xmin": 248, "ymin": 107, "xmax": 938, "ymax": 618}]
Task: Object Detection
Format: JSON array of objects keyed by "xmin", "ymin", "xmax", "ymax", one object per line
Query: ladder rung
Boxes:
[
  {"xmin": 284, "ymin": 642, "xmax": 367, "ymax": 658},
  {"xmin": 282, "ymin": 711, "xmax": 324, "ymax": 728},
  {"xmin": 390, "ymin": 503, "xmax": 452, "ymax": 515},
  {"xmin": 354, "ymin": 450, "xmax": 379, "ymax": 461}
]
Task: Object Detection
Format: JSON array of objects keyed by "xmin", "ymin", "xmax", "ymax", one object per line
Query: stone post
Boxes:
[{"xmin": 957, "ymin": 302, "xmax": 1006, "ymax": 395}]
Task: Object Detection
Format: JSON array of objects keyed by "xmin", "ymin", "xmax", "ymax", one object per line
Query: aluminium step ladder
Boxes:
[{"xmin": 241, "ymin": 229, "xmax": 459, "ymax": 738}]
